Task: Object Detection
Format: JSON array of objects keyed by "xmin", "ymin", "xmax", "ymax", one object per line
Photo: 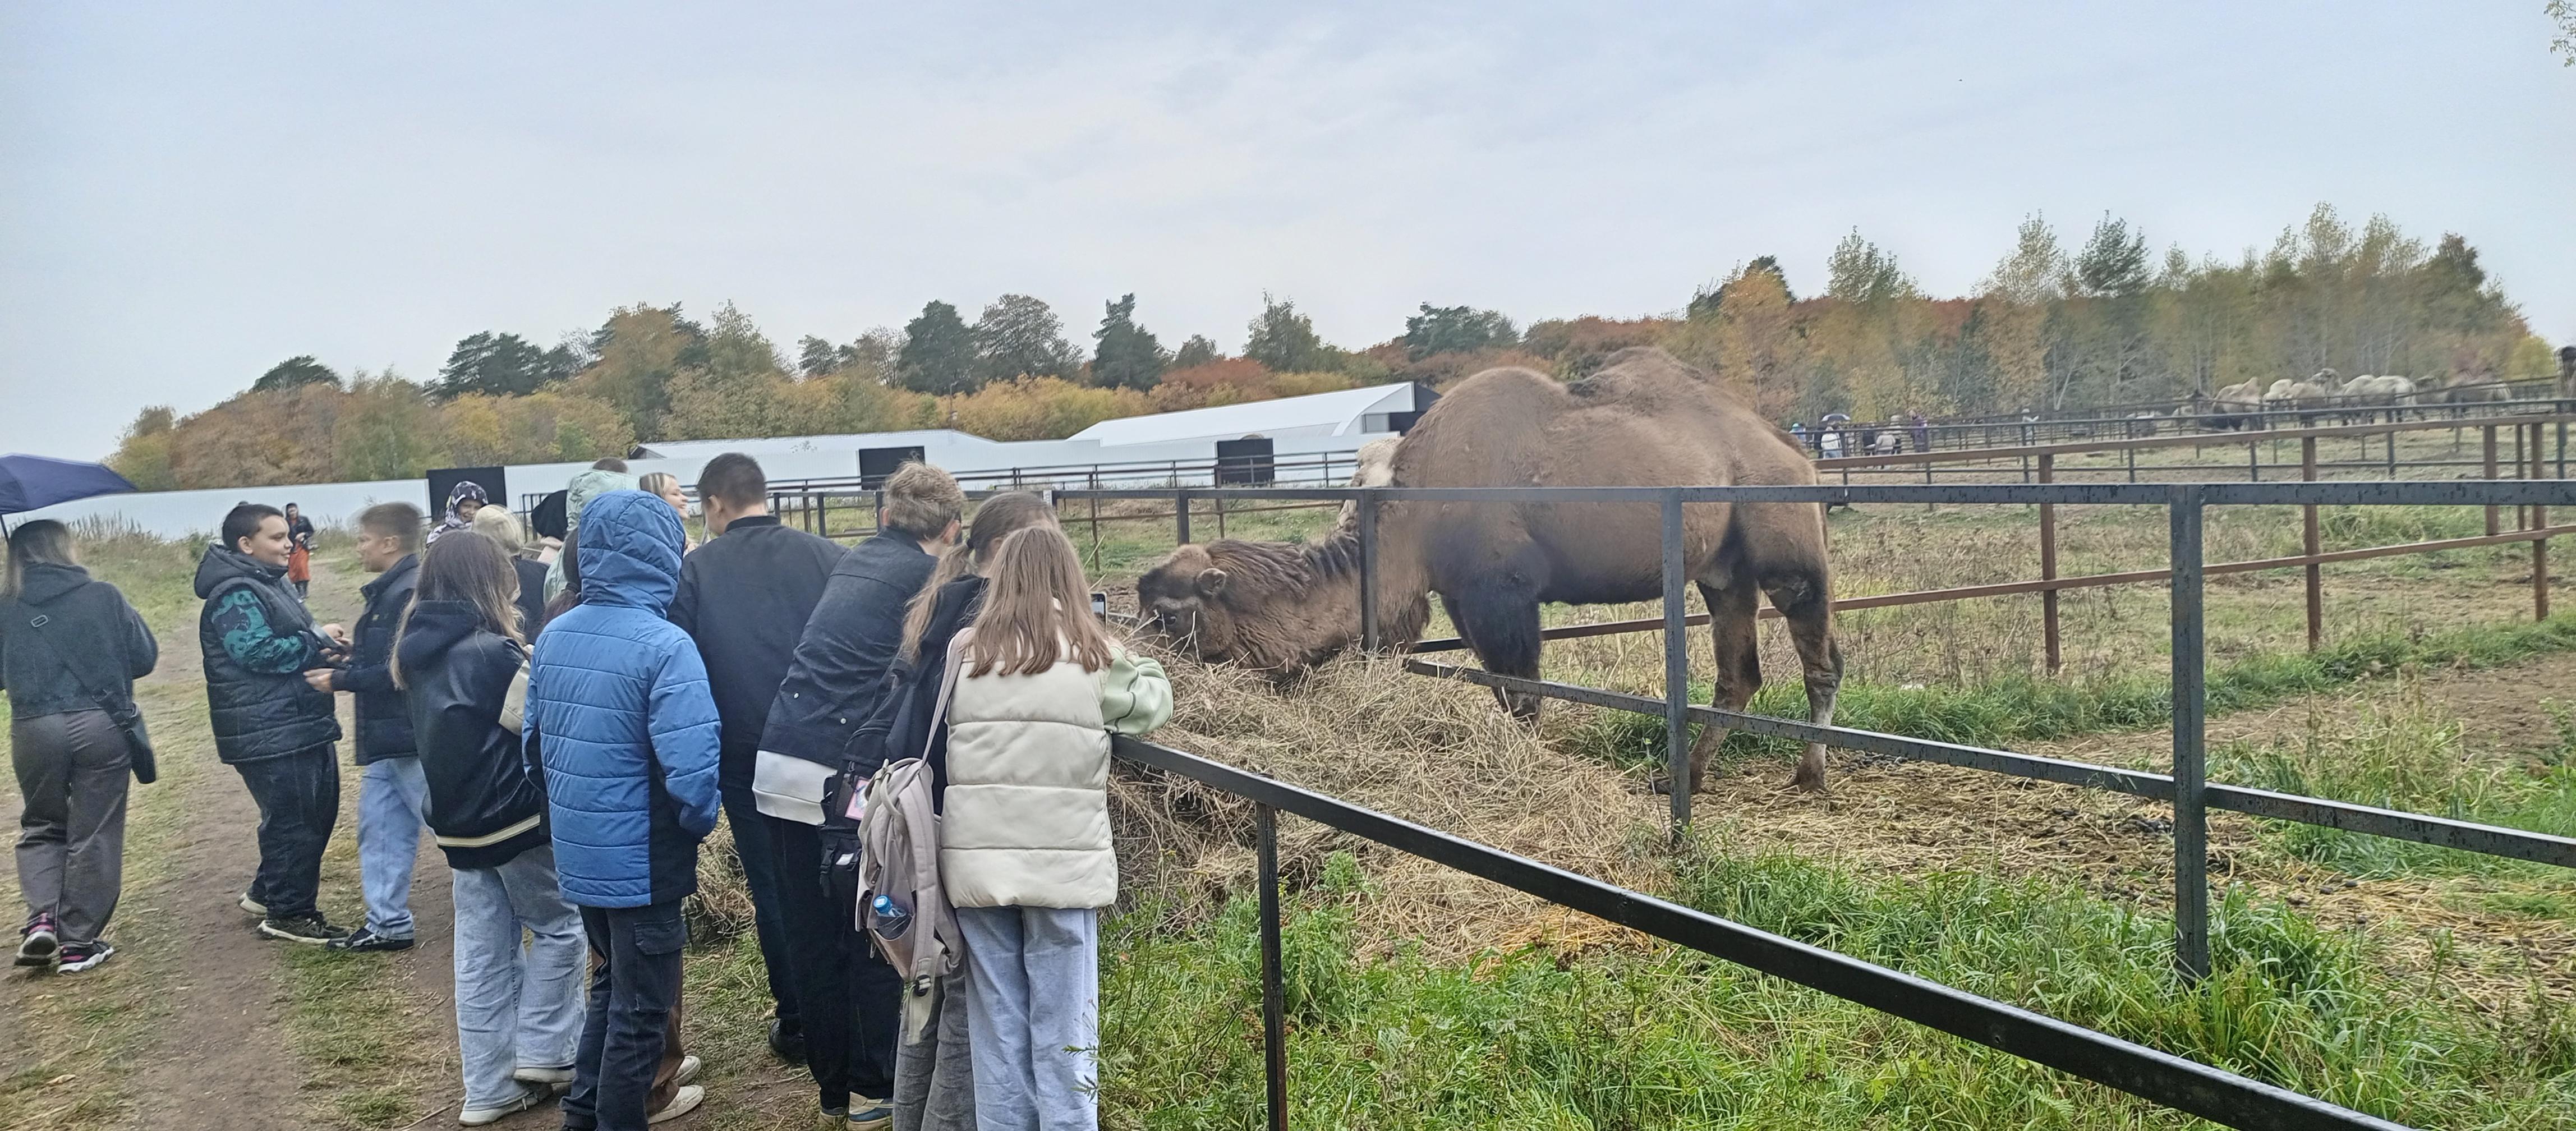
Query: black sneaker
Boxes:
[
  {"xmin": 54, "ymin": 941, "xmax": 115, "ymax": 974},
  {"xmin": 326, "ymin": 926, "xmax": 415, "ymax": 953},
  {"xmin": 257, "ymin": 913, "xmax": 351, "ymax": 945},
  {"xmin": 769, "ymin": 1016, "xmax": 806, "ymax": 1065},
  {"xmin": 15, "ymin": 914, "xmax": 59, "ymax": 967}
]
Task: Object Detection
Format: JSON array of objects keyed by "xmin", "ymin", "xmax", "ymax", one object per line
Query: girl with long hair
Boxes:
[
  {"xmin": 392, "ymin": 530, "xmax": 586, "ymax": 1124},
  {"xmin": 936, "ymin": 525, "xmax": 1169, "ymax": 1129},
  {"xmin": 872, "ymin": 491, "xmax": 1060, "ymax": 1128},
  {"xmin": 2, "ymin": 520, "xmax": 158, "ymax": 973}
]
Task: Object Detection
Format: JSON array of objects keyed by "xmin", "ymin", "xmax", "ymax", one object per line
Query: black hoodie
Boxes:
[
  {"xmin": 0, "ymin": 562, "xmax": 158, "ymax": 720},
  {"xmin": 397, "ymin": 599, "xmax": 549, "ymax": 869}
]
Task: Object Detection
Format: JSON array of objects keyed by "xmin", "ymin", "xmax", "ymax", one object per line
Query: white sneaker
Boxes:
[
  {"xmin": 646, "ymin": 1084, "xmax": 703, "ymax": 1124},
  {"xmin": 238, "ymin": 893, "xmax": 266, "ymax": 917},
  {"xmin": 673, "ymin": 1055, "xmax": 701, "ymax": 1087},
  {"xmin": 512, "ymin": 1065, "xmax": 574, "ymax": 1089},
  {"xmin": 458, "ymin": 1082, "xmax": 548, "ymax": 1125}
]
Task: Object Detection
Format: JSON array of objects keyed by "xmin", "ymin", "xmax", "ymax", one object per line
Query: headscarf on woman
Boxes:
[{"xmin": 427, "ymin": 481, "xmax": 489, "ymax": 545}]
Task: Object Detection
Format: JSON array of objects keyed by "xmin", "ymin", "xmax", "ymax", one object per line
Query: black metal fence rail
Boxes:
[{"xmin": 1113, "ymin": 734, "xmax": 2413, "ymax": 1131}]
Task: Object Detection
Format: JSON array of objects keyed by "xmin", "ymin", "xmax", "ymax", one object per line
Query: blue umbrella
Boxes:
[{"xmin": 0, "ymin": 454, "xmax": 138, "ymax": 531}]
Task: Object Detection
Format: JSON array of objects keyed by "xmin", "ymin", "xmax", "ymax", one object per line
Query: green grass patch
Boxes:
[
  {"xmin": 1101, "ymin": 849, "xmax": 2575, "ymax": 1128},
  {"xmin": 2210, "ymin": 702, "xmax": 2576, "ymax": 879},
  {"xmin": 1577, "ymin": 613, "xmax": 2576, "ymax": 771}
]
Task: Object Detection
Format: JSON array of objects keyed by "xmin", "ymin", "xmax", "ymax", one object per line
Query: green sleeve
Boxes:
[
  {"xmin": 1098, "ymin": 647, "xmax": 1174, "ymax": 736},
  {"xmin": 212, "ymin": 589, "xmax": 316, "ymax": 674}
]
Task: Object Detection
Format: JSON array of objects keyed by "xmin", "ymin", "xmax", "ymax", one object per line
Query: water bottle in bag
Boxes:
[{"xmin": 870, "ymin": 893, "xmax": 913, "ymax": 940}]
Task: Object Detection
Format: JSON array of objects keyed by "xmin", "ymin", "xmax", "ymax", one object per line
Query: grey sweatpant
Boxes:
[
  {"xmin": 11, "ymin": 710, "xmax": 131, "ymax": 946},
  {"xmin": 955, "ymin": 905, "xmax": 1099, "ymax": 1131},
  {"xmin": 893, "ymin": 966, "xmax": 977, "ymax": 1131}
]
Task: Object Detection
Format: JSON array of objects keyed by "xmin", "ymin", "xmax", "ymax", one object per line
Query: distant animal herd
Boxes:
[{"xmin": 2198, "ymin": 367, "xmax": 2517, "ymax": 431}]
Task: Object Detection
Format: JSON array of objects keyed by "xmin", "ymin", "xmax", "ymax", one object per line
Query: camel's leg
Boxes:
[
  {"xmin": 1768, "ymin": 580, "xmax": 1843, "ymax": 793},
  {"xmin": 1450, "ymin": 581, "xmax": 1544, "ymax": 721},
  {"xmin": 1657, "ymin": 580, "xmax": 1761, "ymax": 794}
]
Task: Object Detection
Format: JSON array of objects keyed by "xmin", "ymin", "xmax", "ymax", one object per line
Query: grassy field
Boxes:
[{"xmin": 8, "ymin": 471, "xmax": 2576, "ymax": 1128}]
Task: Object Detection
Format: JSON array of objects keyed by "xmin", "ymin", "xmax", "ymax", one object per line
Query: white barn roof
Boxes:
[
  {"xmin": 629, "ymin": 429, "xmax": 1002, "ymax": 462},
  {"xmin": 1069, "ymin": 383, "xmax": 1424, "ymax": 447}
]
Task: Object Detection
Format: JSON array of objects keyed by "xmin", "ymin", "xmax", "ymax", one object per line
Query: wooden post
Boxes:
[
  {"xmin": 2303, "ymin": 437, "xmax": 2321, "ymax": 651},
  {"xmin": 2485, "ymin": 425, "xmax": 2501, "ymax": 536},
  {"xmin": 2537, "ymin": 424, "xmax": 2551, "ymax": 621},
  {"xmin": 2039, "ymin": 453, "xmax": 2060, "ymax": 674}
]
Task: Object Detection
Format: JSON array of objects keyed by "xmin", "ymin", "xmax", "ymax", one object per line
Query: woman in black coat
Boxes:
[
  {"xmin": 2, "ymin": 520, "xmax": 158, "ymax": 973},
  {"xmin": 393, "ymin": 529, "xmax": 585, "ymax": 1124}
]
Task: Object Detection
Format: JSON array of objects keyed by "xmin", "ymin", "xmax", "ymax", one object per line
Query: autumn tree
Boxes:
[
  {"xmin": 1172, "ymin": 334, "xmax": 1222, "ymax": 369},
  {"xmin": 1978, "ymin": 213, "xmax": 2064, "ymax": 410},
  {"xmin": 435, "ymin": 332, "xmax": 576, "ymax": 400},
  {"xmin": 1522, "ymin": 316, "xmax": 1673, "ymax": 378},
  {"xmin": 253, "ymin": 355, "xmax": 342, "ymax": 393},
  {"xmin": 1665, "ymin": 261, "xmax": 1803, "ymax": 417},
  {"xmin": 1088, "ymin": 294, "xmax": 1169, "ymax": 392},
  {"xmin": 106, "ymin": 406, "xmax": 178, "ymax": 491},
  {"xmin": 971, "ymin": 294, "xmax": 1080, "ymax": 385},
  {"xmin": 333, "ymin": 371, "xmax": 448, "ymax": 481},
  {"xmin": 896, "ymin": 301, "xmax": 978, "ymax": 394},
  {"xmin": 443, "ymin": 392, "xmax": 634, "ymax": 465},
  {"xmin": 1401, "ymin": 303, "xmax": 1517, "ymax": 359},
  {"xmin": 570, "ymin": 305, "xmax": 703, "ymax": 439},
  {"xmin": 654, "ymin": 304, "xmax": 794, "ymax": 440},
  {"xmin": 1689, "ymin": 255, "xmax": 1793, "ymax": 317},
  {"xmin": 1243, "ymin": 293, "xmax": 1333, "ymax": 373}
]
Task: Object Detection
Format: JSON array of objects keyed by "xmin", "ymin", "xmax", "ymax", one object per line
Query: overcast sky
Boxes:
[{"xmin": 4, "ymin": 2, "xmax": 2570, "ymax": 459}]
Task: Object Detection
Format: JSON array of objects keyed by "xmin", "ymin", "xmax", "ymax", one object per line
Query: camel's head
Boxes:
[{"xmin": 1135, "ymin": 539, "xmax": 1361, "ymax": 675}]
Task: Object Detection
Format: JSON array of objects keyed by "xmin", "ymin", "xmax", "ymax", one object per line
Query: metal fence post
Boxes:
[
  {"xmin": 1662, "ymin": 490, "xmax": 1691, "ymax": 838},
  {"xmin": 2302, "ymin": 438, "xmax": 2321, "ymax": 651},
  {"xmin": 2169, "ymin": 485, "xmax": 2211, "ymax": 981},
  {"xmin": 1175, "ymin": 488, "xmax": 1192, "ymax": 545},
  {"xmin": 2038, "ymin": 455, "xmax": 2061, "ymax": 674},
  {"xmin": 1357, "ymin": 491, "xmax": 1381, "ymax": 654},
  {"xmin": 1254, "ymin": 803, "xmax": 1289, "ymax": 1131}
]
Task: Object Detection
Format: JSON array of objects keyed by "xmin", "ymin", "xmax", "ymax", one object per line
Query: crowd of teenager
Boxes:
[{"xmin": 6, "ymin": 452, "xmax": 1170, "ymax": 1131}]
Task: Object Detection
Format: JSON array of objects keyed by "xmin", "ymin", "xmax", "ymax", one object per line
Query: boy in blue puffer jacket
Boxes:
[{"xmin": 526, "ymin": 490, "xmax": 720, "ymax": 1130}]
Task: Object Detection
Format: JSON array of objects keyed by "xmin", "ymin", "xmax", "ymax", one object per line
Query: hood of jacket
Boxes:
[
  {"xmin": 393, "ymin": 598, "xmax": 485, "ymax": 677},
  {"xmin": 194, "ymin": 543, "xmax": 285, "ymax": 599},
  {"xmin": 577, "ymin": 489, "xmax": 684, "ymax": 613},
  {"xmin": 12, "ymin": 562, "xmax": 94, "ymax": 606}
]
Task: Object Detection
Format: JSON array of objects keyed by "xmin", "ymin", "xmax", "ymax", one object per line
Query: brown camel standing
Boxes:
[{"xmin": 1138, "ymin": 347, "xmax": 1843, "ymax": 793}]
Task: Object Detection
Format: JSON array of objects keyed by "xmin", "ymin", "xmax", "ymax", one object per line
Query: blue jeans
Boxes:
[
  {"xmin": 564, "ymin": 900, "xmax": 687, "ymax": 1131},
  {"xmin": 956, "ymin": 905, "xmax": 1099, "ymax": 1131},
  {"xmin": 719, "ymin": 783, "xmax": 799, "ymax": 1032},
  {"xmin": 357, "ymin": 757, "xmax": 429, "ymax": 937},
  {"xmin": 450, "ymin": 847, "xmax": 586, "ymax": 1111},
  {"xmin": 235, "ymin": 745, "xmax": 339, "ymax": 921}
]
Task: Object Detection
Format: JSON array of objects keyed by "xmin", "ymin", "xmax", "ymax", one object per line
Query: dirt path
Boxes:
[{"xmin": 2, "ymin": 555, "xmax": 464, "ymax": 1130}]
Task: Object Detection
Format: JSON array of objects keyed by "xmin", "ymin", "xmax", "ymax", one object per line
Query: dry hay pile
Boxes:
[{"xmin": 1111, "ymin": 646, "xmax": 1673, "ymax": 958}]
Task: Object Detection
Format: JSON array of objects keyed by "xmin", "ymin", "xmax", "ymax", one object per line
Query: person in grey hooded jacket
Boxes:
[{"xmin": 3, "ymin": 520, "xmax": 158, "ymax": 973}]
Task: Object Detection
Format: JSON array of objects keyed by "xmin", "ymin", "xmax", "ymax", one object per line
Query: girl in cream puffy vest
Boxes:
[{"xmin": 937, "ymin": 525, "xmax": 1168, "ymax": 1130}]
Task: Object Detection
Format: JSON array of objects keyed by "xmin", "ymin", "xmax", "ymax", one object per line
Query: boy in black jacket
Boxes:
[
  {"xmin": 751, "ymin": 462, "xmax": 963, "ymax": 1127},
  {"xmin": 665, "ymin": 454, "xmax": 844, "ymax": 1072},
  {"xmin": 317, "ymin": 502, "xmax": 425, "ymax": 952}
]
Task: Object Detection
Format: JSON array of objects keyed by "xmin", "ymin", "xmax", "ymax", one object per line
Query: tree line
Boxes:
[{"xmin": 108, "ymin": 203, "xmax": 2552, "ymax": 491}]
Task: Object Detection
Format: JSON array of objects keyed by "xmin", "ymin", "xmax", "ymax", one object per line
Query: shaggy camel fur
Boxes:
[{"xmin": 1138, "ymin": 347, "xmax": 1843, "ymax": 793}]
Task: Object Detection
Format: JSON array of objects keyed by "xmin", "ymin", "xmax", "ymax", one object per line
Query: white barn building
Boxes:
[{"xmin": 17, "ymin": 382, "xmax": 1441, "ymax": 538}]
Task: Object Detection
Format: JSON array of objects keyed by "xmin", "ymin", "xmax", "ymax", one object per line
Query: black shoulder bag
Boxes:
[{"xmin": 20, "ymin": 609, "xmax": 157, "ymax": 784}]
